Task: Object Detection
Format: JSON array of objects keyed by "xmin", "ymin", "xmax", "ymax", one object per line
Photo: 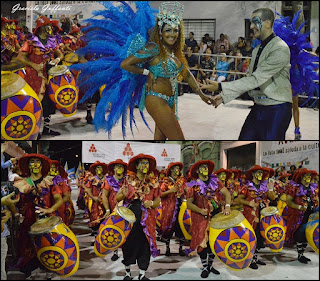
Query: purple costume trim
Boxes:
[
  {"xmin": 187, "ymin": 174, "xmax": 220, "ymax": 199},
  {"xmin": 52, "ymin": 175, "xmax": 64, "ymax": 186},
  {"xmin": 28, "ymin": 35, "xmax": 58, "ymax": 59},
  {"xmin": 106, "ymin": 175, "xmax": 125, "ymax": 193}
]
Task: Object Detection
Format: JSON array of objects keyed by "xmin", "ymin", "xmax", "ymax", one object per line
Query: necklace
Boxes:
[{"xmin": 163, "ymin": 46, "xmax": 175, "ymax": 58}]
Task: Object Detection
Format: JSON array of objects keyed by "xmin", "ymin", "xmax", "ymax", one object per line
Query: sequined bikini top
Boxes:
[{"xmin": 133, "ymin": 43, "xmax": 183, "ymax": 79}]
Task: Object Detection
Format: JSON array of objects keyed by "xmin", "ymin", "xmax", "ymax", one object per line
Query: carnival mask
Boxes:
[
  {"xmin": 95, "ymin": 166, "xmax": 104, "ymax": 176},
  {"xmin": 218, "ymin": 172, "xmax": 226, "ymax": 181},
  {"xmin": 254, "ymin": 170, "xmax": 263, "ymax": 181},
  {"xmin": 114, "ymin": 164, "xmax": 124, "ymax": 177},
  {"xmin": 137, "ymin": 159, "xmax": 149, "ymax": 174},
  {"xmin": 251, "ymin": 16, "xmax": 263, "ymax": 31},
  {"xmin": 45, "ymin": 25, "xmax": 53, "ymax": 35},
  {"xmin": 29, "ymin": 158, "xmax": 42, "ymax": 175},
  {"xmin": 170, "ymin": 166, "xmax": 180, "ymax": 178},
  {"xmin": 49, "ymin": 164, "xmax": 59, "ymax": 176},
  {"xmin": 302, "ymin": 174, "xmax": 312, "ymax": 185},
  {"xmin": 198, "ymin": 164, "xmax": 209, "ymax": 177}
]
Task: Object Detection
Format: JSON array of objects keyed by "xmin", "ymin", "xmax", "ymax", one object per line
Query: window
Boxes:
[{"xmin": 183, "ymin": 19, "xmax": 216, "ymax": 43}]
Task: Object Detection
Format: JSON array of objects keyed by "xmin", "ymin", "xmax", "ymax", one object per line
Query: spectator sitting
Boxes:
[
  {"xmin": 215, "ymin": 33, "xmax": 230, "ymax": 53},
  {"xmin": 242, "ymin": 38, "xmax": 254, "ymax": 57},
  {"xmin": 202, "ymin": 33, "xmax": 214, "ymax": 48},
  {"xmin": 249, "ymin": 30, "xmax": 260, "ymax": 49},
  {"xmin": 218, "ymin": 44, "xmax": 227, "ymax": 57},
  {"xmin": 185, "ymin": 32, "xmax": 198, "ymax": 51},
  {"xmin": 199, "ymin": 48, "xmax": 216, "ymax": 82},
  {"xmin": 199, "ymin": 41, "xmax": 208, "ymax": 55},
  {"xmin": 227, "ymin": 51, "xmax": 244, "ymax": 81},
  {"xmin": 185, "ymin": 46, "xmax": 199, "ymax": 77},
  {"xmin": 193, "ymin": 45, "xmax": 200, "ymax": 56},
  {"xmin": 242, "ymin": 57, "xmax": 251, "ymax": 74},
  {"xmin": 211, "ymin": 53, "xmax": 230, "ymax": 83},
  {"xmin": 233, "ymin": 37, "xmax": 245, "ymax": 53},
  {"xmin": 209, "ymin": 40, "xmax": 217, "ymax": 54}
]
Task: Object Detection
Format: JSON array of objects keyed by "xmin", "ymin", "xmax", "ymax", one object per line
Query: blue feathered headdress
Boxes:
[
  {"xmin": 274, "ymin": 11, "xmax": 319, "ymax": 107},
  {"xmin": 70, "ymin": 1, "xmax": 158, "ymax": 139}
]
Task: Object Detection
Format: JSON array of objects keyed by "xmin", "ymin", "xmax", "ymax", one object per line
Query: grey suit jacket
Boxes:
[{"xmin": 221, "ymin": 36, "xmax": 292, "ymax": 106}]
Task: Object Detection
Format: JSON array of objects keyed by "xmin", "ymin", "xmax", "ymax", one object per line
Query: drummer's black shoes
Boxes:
[
  {"xmin": 249, "ymin": 262, "xmax": 258, "ymax": 270},
  {"xmin": 165, "ymin": 247, "xmax": 171, "ymax": 256},
  {"xmin": 200, "ymin": 267, "xmax": 209, "ymax": 278},
  {"xmin": 111, "ymin": 253, "xmax": 119, "ymax": 261},
  {"xmin": 298, "ymin": 255, "xmax": 310, "ymax": 264},
  {"xmin": 256, "ymin": 259, "xmax": 266, "ymax": 265},
  {"xmin": 42, "ymin": 127, "xmax": 61, "ymax": 136},
  {"xmin": 209, "ymin": 266, "xmax": 220, "ymax": 275},
  {"xmin": 123, "ymin": 276, "xmax": 132, "ymax": 280},
  {"xmin": 86, "ymin": 112, "xmax": 93, "ymax": 124},
  {"xmin": 179, "ymin": 247, "xmax": 186, "ymax": 256}
]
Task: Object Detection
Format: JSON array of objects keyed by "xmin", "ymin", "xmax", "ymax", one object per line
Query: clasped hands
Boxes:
[{"xmin": 198, "ymin": 79, "xmax": 223, "ymax": 108}]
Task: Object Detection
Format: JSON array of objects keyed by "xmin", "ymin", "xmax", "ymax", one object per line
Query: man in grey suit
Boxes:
[{"xmin": 200, "ymin": 8, "xmax": 292, "ymax": 140}]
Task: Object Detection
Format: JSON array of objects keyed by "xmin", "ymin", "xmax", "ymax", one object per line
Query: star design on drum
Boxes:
[
  {"xmin": 267, "ymin": 227, "xmax": 284, "ymax": 242},
  {"xmin": 7, "ymin": 116, "xmax": 32, "ymax": 137},
  {"xmin": 101, "ymin": 229, "xmax": 121, "ymax": 248},
  {"xmin": 58, "ymin": 89, "xmax": 76, "ymax": 105},
  {"xmin": 40, "ymin": 251, "xmax": 64, "ymax": 269},
  {"xmin": 228, "ymin": 243, "xmax": 248, "ymax": 260}
]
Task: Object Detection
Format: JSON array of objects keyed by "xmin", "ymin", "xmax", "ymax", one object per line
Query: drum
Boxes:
[
  {"xmin": 1, "ymin": 60, "xmax": 26, "ymax": 80},
  {"xmin": 305, "ymin": 212, "xmax": 319, "ymax": 254},
  {"xmin": 178, "ymin": 199, "xmax": 192, "ymax": 240},
  {"xmin": 94, "ymin": 205, "xmax": 136, "ymax": 258},
  {"xmin": 156, "ymin": 203, "xmax": 162, "ymax": 228},
  {"xmin": 209, "ymin": 210, "xmax": 256, "ymax": 271},
  {"xmin": 62, "ymin": 52, "xmax": 80, "ymax": 78},
  {"xmin": 260, "ymin": 206, "xmax": 286, "ymax": 252},
  {"xmin": 47, "ymin": 65, "xmax": 78, "ymax": 117},
  {"xmin": 276, "ymin": 194, "xmax": 288, "ymax": 216},
  {"xmin": 1, "ymin": 73, "xmax": 42, "ymax": 140},
  {"xmin": 29, "ymin": 216, "xmax": 79, "ymax": 278}
]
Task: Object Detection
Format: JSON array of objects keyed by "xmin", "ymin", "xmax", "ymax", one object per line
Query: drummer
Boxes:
[
  {"xmin": 76, "ymin": 166, "xmax": 86, "ymax": 211},
  {"xmin": 1, "ymin": 17, "xmax": 21, "ymax": 65},
  {"xmin": 16, "ymin": 15, "xmax": 64, "ymax": 137},
  {"xmin": 13, "ymin": 153, "xmax": 64, "ymax": 278},
  {"xmin": 159, "ymin": 162, "xmax": 186, "ymax": 257},
  {"xmin": 84, "ymin": 161, "xmax": 108, "ymax": 237},
  {"xmin": 101, "ymin": 159, "xmax": 128, "ymax": 262},
  {"xmin": 285, "ymin": 168, "xmax": 318, "ymax": 263},
  {"xmin": 237, "ymin": 165, "xmax": 277, "ymax": 270},
  {"xmin": 186, "ymin": 160, "xmax": 231, "ymax": 278},
  {"xmin": 116, "ymin": 154, "xmax": 161, "ymax": 281},
  {"xmin": 49, "ymin": 160, "xmax": 75, "ymax": 226}
]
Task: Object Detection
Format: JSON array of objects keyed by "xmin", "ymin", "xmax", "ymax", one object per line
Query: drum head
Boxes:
[
  {"xmin": 210, "ymin": 210, "xmax": 244, "ymax": 229},
  {"xmin": 48, "ymin": 65, "xmax": 69, "ymax": 76},
  {"xmin": 64, "ymin": 53, "xmax": 79, "ymax": 63},
  {"xmin": 261, "ymin": 206, "xmax": 278, "ymax": 217},
  {"xmin": 1, "ymin": 73, "xmax": 26, "ymax": 100},
  {"xmin": 116, "ymin": 206, "xmax": 136, "ymax": 223},
  {"xmin": 29, "ymin": 216, "xmax": 61, "ymax": 234}
]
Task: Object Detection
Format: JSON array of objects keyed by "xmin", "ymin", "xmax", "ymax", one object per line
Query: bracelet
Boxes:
[
  {"xmin": 151, "ymin": 201, "xmax": 153, "ymax": 206},
  {"xmin": 298, "ymin": 205, "xmax": 302, "ymax": 210},
  {"xmin": 106, "ymin": 209, "xmax": 110, "ymax": 212},
  {"xmin": 56, "ymin": 57, "xmax": 61, "ymax": 62},
  {"xmin": 142, "ymin": 69, "xmax": 150, "ymax": 76},
  {"xmin": 268, "ymin": 188, "xmax": 273, "ymax": 191},
  {"xmin": 225, "ymin": 204, "xmax": 230, "ymax": 207}
]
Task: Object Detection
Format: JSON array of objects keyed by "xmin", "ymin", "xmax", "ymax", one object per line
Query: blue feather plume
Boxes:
[
  {"xmin": 274, "ymin": 11, "xmax": 319, "ymax": 107},
  {"xmin": 69, "ymin": 1, "xmax": 158, "ymax": 138}
]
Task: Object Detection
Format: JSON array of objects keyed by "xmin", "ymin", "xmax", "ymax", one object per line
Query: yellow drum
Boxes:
[
  {"xmin": 156, "ymin": 202, "xmax": 162, "ymax": 228},
  {"xmin": 277, "ymin": 194, "xmax": 287, "ymax": 216},
  {"xmin": 94, "ymin": 205, "xmax": 136, "ymax": 258},
  {"xmin": 178, "ymin": 199, "xmax": 192, "ymax": 240},
  {"xmin": 209, "ymin": 210, "xmax": 256, "ymax": 270},
  {"xmin": 306, "ymin": 212, "xmax": 319, "ymax": 254},
  {"xmin": 62, "ymin": 52, "xmax": 79, "ymax": 66},
  {"xmin": 1, "ymin": 60, "xmax": 26, "ymax": 80},
  {"xmin": 260, "ymin": 207, "xmax": 286, "ymax": 252},
  {"xmin": 29, "ymin": 216, "xmax": 79, "ymax": 278},
  {"xmin": 1, "ymin": 73, "xmax": 42, "ymax": 140},
  {"xmin": 47, "ymin": 65, "xmax": 78, "ymax": 117}
]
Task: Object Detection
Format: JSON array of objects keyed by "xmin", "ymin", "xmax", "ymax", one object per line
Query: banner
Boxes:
[
  {"xmin": 82, "ymin": 141, "xmax": 181, "ymax": 168},
  {"xmin": 260, "ymin": 141, "xmax": 319, "ymax": 172}
]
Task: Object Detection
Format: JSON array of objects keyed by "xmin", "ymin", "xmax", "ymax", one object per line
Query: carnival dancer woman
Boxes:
[
  {"xmin": 116, "ymin": 154, "xmax": 161, "ymax": 280},
  {"xmin": 237, "ymin": 165, "xmax": 277, "ymax": 269},
  {"xmin": 71, "ymin": 1, "xmax": 213, "ymax": 140},
  {"xmin": 186, "ymin": 160, "xmax": 231, "ymax": 278},
  {"xmin": 159, "ymin": 162, "xmax": 186, "ymax": 256},
  {"xmin": 285, "ymin": 168, "xmax": 318, "ymax": 263},
  {"xmin": 121, "ymin": 2, "xmax": 214, "ymax": 140},
  {"xmin": 101, "ymin": 159, "xmax": 128, "ymax": 262}
]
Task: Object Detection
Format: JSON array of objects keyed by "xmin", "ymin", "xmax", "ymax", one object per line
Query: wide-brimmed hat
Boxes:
[
  {"xmin": 107, "ymin": 159, "xmax": 127, "ymax": 175},
  {"xmin": 89, "ymin": 161, "xmax": 108, "ymax": 176},
  {"xmin": 69, "ymin": 27, "xmax": 81, "ymax": 35},
  {"xmin": 190, "ymin": 160, "xmax": 215, "ymax": 179},
  {"xmin": 19, "ymin": 153, "xmax": 51, "ymax": 177},
  {"xmin": 33, "ymin": 16, "xmax": 52, "ymax": 35},
  {"xmin": 166, "ymin": 162, "xmax": 184, "ymax": 176},
  {"xmin": 50, "ymin": 160, "xmax": 67, "ymax": 178},
  {"xmin": 246, "ymin": 165, "xmax": 268, "ymax": 181},
  {"xmin": 50, "ymin": 19, "xmax": 63, "ymax": 33},
  {"xmin": 127, "ymin": 154, "xmax": 157, "ymax": 174},
  {"xmin": 294, "ymin": 168, "xmax": 318, "ymax": 183},
  {"xmin": 214, "ymin": 168, "xmax": 232, "ymax": 180},
  {"xmin": 278, "ymin": 173, "xmax": 291, "ymax": 181},
  {"xmin": 228, "ymin": 169, "xmax": 241, "ymax": 179},
  {"xmin": 263, "ymin": 167, "xmax": 275, "ymax": 178},
  {"xmin": 292, "ymin": 168, "xmax": 302, "ymax": 181}
]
